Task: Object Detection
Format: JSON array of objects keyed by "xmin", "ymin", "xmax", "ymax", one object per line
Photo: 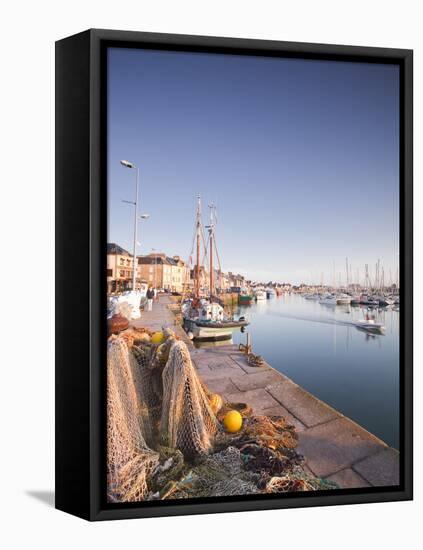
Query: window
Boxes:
[{"xmin": 107, "ymin": 269, "xmax": 113, "ymax": 277}]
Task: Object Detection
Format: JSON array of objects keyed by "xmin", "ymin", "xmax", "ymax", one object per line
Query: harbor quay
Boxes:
[{"xmin": 132, "ymin": 294, "xmax": 400, "ymax": 489}]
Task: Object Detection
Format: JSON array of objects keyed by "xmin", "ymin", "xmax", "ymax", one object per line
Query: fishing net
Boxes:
[
  {"xmin": 240, "ymin": 415, "xmax": 298, "ymax": 450},
  {"xmin": 265, "ymin": 473, "xmax": 338, "ymax": 493},
  {"xmin": 160, "ymin": 340, "xmax": 219, "ymax": 458},
  {"xmin": 165, "ymin": 446, "xmax": 260, "ymax": 499},
  {"xmin": 107, "ymin": 331, "xmax": 220, "ymax": 501},
  {"xmin": 107, "ymin": 330, "xmax": 338, "ymax": 502},
  {"xmin": 107, "ymin": 337, "xmax": 159, "ymax": 502}
]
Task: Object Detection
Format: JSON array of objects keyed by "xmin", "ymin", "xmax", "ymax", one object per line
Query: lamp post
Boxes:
[
  {"xmin": 120, "ymin": 160, "xmax": 149, "ymax": 292},
  {"xmin": 152, "ymin": 247, "xmax": 157, "ymax": 289}
]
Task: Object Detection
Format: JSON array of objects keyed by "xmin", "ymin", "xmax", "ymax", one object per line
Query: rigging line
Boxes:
[
  {"xmin": 200, "ymin": 225, "xmax": 208, "ymax": 251},
  {"xmin": 200, "ymin": 229, "xmax": 209, "ymax": 266},
  {"xmin": 189, "ymin": 220, "xmax": 197, "ymax": 258},
  {"xmin": 201, "ymin": 241, "xmax": 209, "ymax": 271},
  {"xmin": 213, "ymin": 235, "xmax": 223, "ymax": 273}
]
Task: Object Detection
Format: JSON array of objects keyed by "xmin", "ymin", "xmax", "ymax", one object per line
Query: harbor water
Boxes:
[{"xmin": 224, "ymin": 294, "xmax": 400, "ymax": 449}]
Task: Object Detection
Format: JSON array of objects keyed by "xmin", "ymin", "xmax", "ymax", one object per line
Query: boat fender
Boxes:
[{"xmin": 187, "ymin": 331, "xmax": 194, "ymax": 340}]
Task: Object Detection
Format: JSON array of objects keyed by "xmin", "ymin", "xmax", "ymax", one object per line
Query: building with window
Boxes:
[
  {"xmin": 137, "ymin": 252, "xmax": 192, "ymax": 293},
  {"xmin": 107, "ymin": 243, "xmax": 139, "ymax": 293}
]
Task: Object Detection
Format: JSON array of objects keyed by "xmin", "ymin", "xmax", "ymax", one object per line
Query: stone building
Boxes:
[
  {"xmin": 137, "ymin": 252, "xmax": 191, "ymax": 293},
  {"xmin": 107, "ymin": 243, "xmax": 138, "ymax": 293}
]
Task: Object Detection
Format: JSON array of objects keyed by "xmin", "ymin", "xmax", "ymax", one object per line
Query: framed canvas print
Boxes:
[{"xmin": 55, "ymin": 29, "xmax": 413, "ymax": 521}]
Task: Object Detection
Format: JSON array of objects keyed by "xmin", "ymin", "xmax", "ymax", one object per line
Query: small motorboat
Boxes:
[
  {"xmin": 353, "ymin": 318, "xmax": 385, "ymax": 335},
  {"xmin": 255, "ymin": 289, "xmax": 267, "ymax": 301}
]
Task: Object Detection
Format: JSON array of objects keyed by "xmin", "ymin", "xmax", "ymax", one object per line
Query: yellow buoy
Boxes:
[
  {"xmin": 223, "ymin": 410, "xmax": 243, "ymax": 433},
  {"xmin": 151, "ymin": 331, "xmax": 164, "ymax": 344}
]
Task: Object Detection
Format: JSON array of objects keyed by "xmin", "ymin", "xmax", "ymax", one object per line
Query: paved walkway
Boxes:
[{"xmin": 133, "ymin": 295, "xmax": 400, "ymax": 489}]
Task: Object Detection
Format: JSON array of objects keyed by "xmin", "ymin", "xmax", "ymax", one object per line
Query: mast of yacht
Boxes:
[
  {"xmin": 195, "ymin": 195, "xmax": 201, "ymax": 299},
  {"xmin": 345, "ymin": 257, "xmax": 349, "ymax": 290}
]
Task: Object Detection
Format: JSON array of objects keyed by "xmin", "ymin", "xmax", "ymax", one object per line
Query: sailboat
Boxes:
[{"xmin": 182, "ymin": 197, "xmax": 249, "ymax": 341}]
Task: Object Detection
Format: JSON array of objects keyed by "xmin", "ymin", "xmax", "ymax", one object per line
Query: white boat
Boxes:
[
  {"xmin": 255, "ymin": 289, "xmax": 267, "ymax": 301},
  {"xmin": 353, "ymin": 319, "xmax": 385, "ymax": 335},
  {"xmin": 336, "ymin": 293, "xmax": 352, "ymax": 305},
  {"xmin": 319, "ymin": 293, "xmax": 337, "ymax": 306},
  {"xmin": 373, "ymin": 295, "xmax": 395, "ymax": 307}
]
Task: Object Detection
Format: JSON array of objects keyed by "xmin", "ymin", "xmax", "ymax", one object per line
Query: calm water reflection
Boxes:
[{"xmin": 227, "ymin": 294, "xmax": 399, "ymax": 448}]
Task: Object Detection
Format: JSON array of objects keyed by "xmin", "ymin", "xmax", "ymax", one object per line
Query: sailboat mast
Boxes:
[
  {"xmin": 195, "ymin": 195, "xmax": 201, "ymax": 299},
  {"xmin": 209, "ymin": 204, "xmax": 214, "ymax": 299},
  {"xmin": 346, "ymin": 257, "xmax": 349, "ymax": 289},
  {"xmin": 210, "ymin": 232, "xmax": 213, "ymax": 298}
]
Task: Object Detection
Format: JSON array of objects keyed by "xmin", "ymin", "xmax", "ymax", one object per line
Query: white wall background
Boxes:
[{"xmin": 0, "ymin": 0, "xmax": 420, "ymax": 547}]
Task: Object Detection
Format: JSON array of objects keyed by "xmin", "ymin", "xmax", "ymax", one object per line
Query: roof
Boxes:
[
  {"xmin": 107, "ymin": 243, "xmax": 131, "ymax": 256},
  {"xmin": 137, "ymin": 255, "xmax": 171, "ymax": 265},
  {"xmin": 137, "ymin": 254, "xmax": 186, "ymax": 266},
  {"xmin": 166, "ymin": 257, "xmax": 178, "ymax": 266}
]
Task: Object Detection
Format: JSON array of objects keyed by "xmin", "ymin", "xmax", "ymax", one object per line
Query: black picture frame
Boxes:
[{"xmin": 55, "ymin": 28, "xmax": 413, "ymax": 521}]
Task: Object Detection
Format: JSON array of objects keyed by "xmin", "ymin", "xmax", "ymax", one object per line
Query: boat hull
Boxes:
[
  {"xmin": 336, "ymin": 298, "xmax": 352, "ymax": 305},
  {"xmin": 184, "ymin": 318, "xmax": 249, "ymax": 341},
  {"xmin": 354, "ymin": 321, "xmax": 385, "ymax": 335}
]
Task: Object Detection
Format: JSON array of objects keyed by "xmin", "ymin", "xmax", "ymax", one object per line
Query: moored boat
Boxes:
[
  {"xmin": 183, "ymin": 299, "xmax": 248, "ymax": 340},
  {"xmin": 359, "ymin": 294, "xmax": 379, "ymax": 307},
  {"xmin": 319, "ymin": 293, "xmax": 337, "ymax": 306},
  {"xmin": 182, "ymin": 197, "xmax": 249, "ymax": 341},
  {"xmin": 239, "ymin": 292, "xmax": 253, "ymax": 305},
  {"xmin": 266, "ymin": 288, "xmax": 277, "ymax": 299},
  {"xmin": 372, "ymin": 295, "xmax": 395, "ymax": 307},
  {"xmin": 304, "ymin": 293, "xmax": 321, "ymax": 301},
  {"xmin": 255, "ymin": 289, "xmax": 267, "ymax": 301},
  {"xmin": 336, "ymin": 293, "xmax": 352, "ymax": 305}
]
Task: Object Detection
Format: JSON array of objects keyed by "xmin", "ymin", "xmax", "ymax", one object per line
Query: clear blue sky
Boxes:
[{"xmin": 107, "ymin": 47, "xmax": 399, "ymax": 285}]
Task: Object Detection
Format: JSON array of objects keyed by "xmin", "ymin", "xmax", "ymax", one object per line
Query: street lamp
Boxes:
[
  {"xmin": 120, "ymin": 159, "xmax": 149, "ymax": 291},
  {"xmin": 152, "ymin": 247, "xmax": 157, "ymax": 289}
]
